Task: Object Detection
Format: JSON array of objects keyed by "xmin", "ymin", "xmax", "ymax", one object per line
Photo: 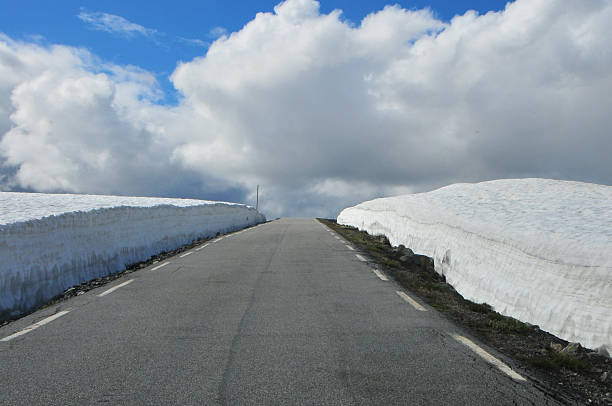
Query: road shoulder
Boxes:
[{"xmin": 319, "ymin": 218, "xmax": 612, "ymax": 405}]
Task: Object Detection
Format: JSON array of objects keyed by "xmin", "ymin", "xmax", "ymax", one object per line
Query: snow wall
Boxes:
[
  {"xmin": 0, "ymin": 192, "xmax": 265, "ymax": 321},
  {"xmin": 337, "ymin": 179, "xmax": 611, "ymax": 353}
]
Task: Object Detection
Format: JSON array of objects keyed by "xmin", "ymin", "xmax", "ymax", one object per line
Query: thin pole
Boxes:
[{"xmin": 256, "ymin": 185, "xmax": 259, "ymax": 212}]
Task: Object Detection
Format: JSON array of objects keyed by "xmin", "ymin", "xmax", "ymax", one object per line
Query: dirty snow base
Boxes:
[
  {"xmin": 337, "ymin": 179, "xmax": 611, "ymax": 353},
  {"xmin": 0, "ymin": 192, "xmax": 265, "ymax": 321}
]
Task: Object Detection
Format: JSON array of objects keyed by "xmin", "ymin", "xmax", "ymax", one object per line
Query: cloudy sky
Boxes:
[{"xmin": 1, "ymin": 0, "xmax": 610, "ymax": 218}]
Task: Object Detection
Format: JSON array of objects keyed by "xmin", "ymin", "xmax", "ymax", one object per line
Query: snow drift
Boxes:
[
  {"xmin": 337, "ymin": 179, "xmax": 611, "ymax": 353},
  {"xmin": 0, "ymin": 192, "xmax": 265, "ymax": 321}
]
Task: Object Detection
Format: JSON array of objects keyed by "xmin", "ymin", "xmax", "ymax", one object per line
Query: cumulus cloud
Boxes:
[
  {"xmin": 1, "ymin": 0, "xmax": 612, "ymax": 217},
  {"xmin": 78, "ymin": 10, "xmax": 157, "ymax": 37},
  {"xmin": 0, "ymin": 36, "xmax": 235, "ymax": 199}
]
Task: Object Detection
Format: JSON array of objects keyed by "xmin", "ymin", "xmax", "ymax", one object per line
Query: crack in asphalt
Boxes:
[{"xmin": 217, "ymin": 223, "xmax": 288, "ymax": 405}]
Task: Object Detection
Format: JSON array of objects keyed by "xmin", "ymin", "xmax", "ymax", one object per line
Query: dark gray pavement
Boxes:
[{"xmin": 0, "ymin": 218, "xmax": 558, "ymax": 405}]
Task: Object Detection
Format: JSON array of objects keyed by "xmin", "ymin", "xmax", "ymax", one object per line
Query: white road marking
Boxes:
[
  {"xmin": 213, "ymin": 237, "xmax": 224, "ymax": 242},
  {"xmin": 372, "ymin": 269, "xmax": 388, "ymax": 281},
  {"xmin": 179, "ymin": 252, "xmax": 192, "ymax": 258},
  {"xmin": 396, "ymin": 291, "xmax": 427, "ymax": 311},
  {"xmin": 1, "ymin": 310, "xmax": 71, "ymax": 342},
  {"xmin": 345, "ymin": 245, "xmax": 355, "ymax": 251},
  {"xmin": 355, "ymin": 254, "xmax": 367, "ymax": 262},
  {"xmin": 151, "ymin": 262, "xmax": 170, "ymax": 271},
  {"xmin": 195, "ymin": 243, "xmax": 209, "ymax": 251},
  {"xmin": 451, "ymin": 334, "xmax": 526, "ymax": 381},
  {"xmin": 98, "ymin": 279, "xmax": 135, "ymax": 297}
]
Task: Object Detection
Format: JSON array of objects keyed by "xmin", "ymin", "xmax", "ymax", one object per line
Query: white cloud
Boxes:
[
  {"xmin": 78, "ymin": 10, "xmax": 208, "ymax": 50},
  {"xmin": 0, "ymin": 36, "xmax": 208, "ymax": 197},
  {"xmin": 2, "ymin": 0, "xmax": 612, "ymax": 217},
  {"xmin": 178, "ymin": 37, "xmax": 209, "ymax": 47},
  {"xmin": 208, "ymin": 27, "xmax": 228, "ymax": 39},
  {"xmin": 78, "ymin": 10, "xmax": 156, "ymax": 37}
]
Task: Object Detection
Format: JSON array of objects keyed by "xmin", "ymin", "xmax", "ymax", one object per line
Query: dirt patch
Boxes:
[{"xmin": 319, "ymin": 218, "xmax": 611, "ymax": 405}]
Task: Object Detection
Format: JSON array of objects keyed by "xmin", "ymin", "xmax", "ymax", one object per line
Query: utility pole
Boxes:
[{"xmin": 256, "ymin": 185, "xmax": 259, "ymax": 212}]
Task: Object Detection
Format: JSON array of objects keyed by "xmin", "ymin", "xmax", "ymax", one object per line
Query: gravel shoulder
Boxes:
[{"xmin": 319, "ymin": 218, "xmax": 611, "ymax": 406}]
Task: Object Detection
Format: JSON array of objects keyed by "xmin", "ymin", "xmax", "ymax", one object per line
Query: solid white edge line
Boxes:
[
  {"xmin": 355, "ymin": 254, "xmax": 367, "ymax": 262},
  {"xmin": 214, "ymin": 237, "xmax": 224, "ymax": 242},
  {"xmin": 179, "ymin": 252, "xmax": 192, "ymax": 258},
  {"xmin": 195, "ymin": 243, "xmax": 209, "ymax": 251},
  {"xmin": 151, "ymin": 262, "xmax": 170, "ymax": 271},
  {"xmin": 1, "ymin": 310, "xmax": 71, "ymax": 342},
  {"xmin": 396, "ymin": 291, "xmax": 427, "ymax": 311},
  {"xmin": 345, "ymin": 245, "xmax": 355, "ymax": 251},
  {"xmin": 372, "ymin": 269, "xmax": 388, "ymax": 281},
  {"xmin": 451, "ymin": 333, "xmax": 526, "ymax": 382},
  {"xmin": 98, "ymin": 279, "xmax": 135, "ymax": 297}
]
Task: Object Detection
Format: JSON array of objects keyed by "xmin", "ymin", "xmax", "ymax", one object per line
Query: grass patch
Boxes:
[
  {"xmin": 465, "ymin": 301, "xmax": 492, "ymax": 313},
  {"xmin": 523, "ymin": 352, "xmax": 590, "ymax": 373},
  {"xmin": 380, "ymin": 258, "xmax": 401, "ymax": 268},
  {"xmin": 486, "ymin": 314, "xmax": 533, "ymax": 334},
  {"xmin": 421, "ymin": 281, "xmax": 448, "ymax": 292}
]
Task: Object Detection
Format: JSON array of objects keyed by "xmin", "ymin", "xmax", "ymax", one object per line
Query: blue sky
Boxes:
[{"xmin": 1, "ymin": 0, "xmax": 509, "ymax": 104}]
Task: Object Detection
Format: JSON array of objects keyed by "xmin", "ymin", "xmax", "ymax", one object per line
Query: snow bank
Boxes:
[
  {"xmin": 338, "ymin": 179, "xmax": 611, "ymax": 353},
  {"xmin": 0, "ymin": 192, "xmax": 265, "ymax": 321}
]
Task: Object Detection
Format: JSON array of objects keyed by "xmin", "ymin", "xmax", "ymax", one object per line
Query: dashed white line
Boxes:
[
  {"xmin": 345, "ymin": 245, "xmax": 355, "ymax": 251},
  {"xmin": 1, "ymin": 310, "xmax": 71, "ymax": 342},
  {"xmin": 195, "ymin": 243, "xmax": 209, "ymax": 251},
  {"xmin": 98, "ymin": 279, "xmax": 134, "ymax": 297},
  {"xmin": 179, "ymin": 252, "xmax": 192, "ymax": 258},
  {"xmin": 372, "ymin": 269, "xmax": 388, "ymax": 281},
  {"xmin": 213, "ymin": 237, "xmax": 224, "ymax": 243},
  {"xmin": 451, "ymin": 333, "xmax": 526, "ymax": 381},
  {"xmin": 396, "ymin": 291, "xmax": 427, "ymax": 311},
  {"xmin": 355, "ymin": 254, "xmax": 367, "ymax": 262},
  {"xmin": 151, "ymin": 262, "xmax": 170, "ymax": 271}
]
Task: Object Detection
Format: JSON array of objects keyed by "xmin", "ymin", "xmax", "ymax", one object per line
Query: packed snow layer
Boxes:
[
  {"xmin": 338, "ymin": 179, "xmax": 611, "ymax": 353},
  {"xmin": 0, "ymin": 192, "xmax": 265, "ymax": 321}
]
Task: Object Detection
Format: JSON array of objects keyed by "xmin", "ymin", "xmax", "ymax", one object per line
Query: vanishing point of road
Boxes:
[{"xmin": 0, "ymin": 218, "xmax": 559, "ymax": 405}]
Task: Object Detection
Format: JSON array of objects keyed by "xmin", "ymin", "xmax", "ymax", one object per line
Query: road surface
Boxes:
[{"xmin": 0, "ymin": 218, "xmax": 558, "ymax": 405}]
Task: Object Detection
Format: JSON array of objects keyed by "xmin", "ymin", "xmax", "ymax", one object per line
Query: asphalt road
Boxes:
[{"xmin": 0, "ymin": 218, "xmax": 559, "ymax": 405}]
